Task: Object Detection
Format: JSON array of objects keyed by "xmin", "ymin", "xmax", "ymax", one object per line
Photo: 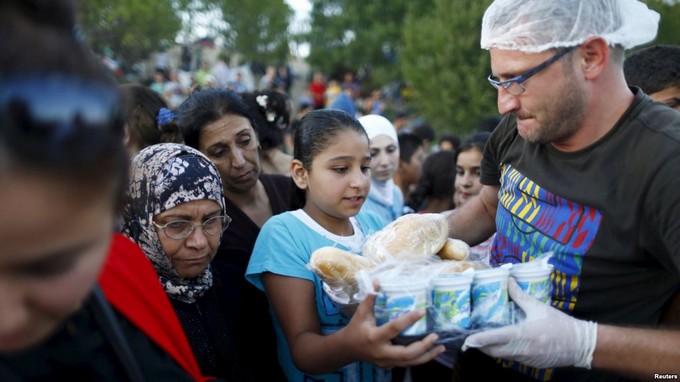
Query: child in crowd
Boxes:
[
  {"xmin": 245, "ymin": 109, "xmax": 444, "ymax": 381},
  {"xmin": 452, "ymin": 132, "xmax": 493, "ymax": 258},
  {"xmin": 119, "ymin": 84, "xmax": 183, "ymax": 156},
  {"xmin": 408, "ymin": 150, "xmax": 456, "ymax": 214},
  {"xmin": 394, "ymin": 132, "xmax": 426, "ymax": 213},
  {"xmin": 359, "ymin": 114, "xmax": 404, "ymax": 224}
]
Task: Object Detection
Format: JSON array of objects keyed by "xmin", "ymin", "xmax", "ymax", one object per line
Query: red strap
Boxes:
[{"xmin": 98, "ymin": 233, "xmax": 209, "ymax": 381}]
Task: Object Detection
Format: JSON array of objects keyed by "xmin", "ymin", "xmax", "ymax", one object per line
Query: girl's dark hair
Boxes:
[
  {"xmin": 292, "ymin": 109, "xmax": 368, "ymax": 206},
  {"xmin": 241, "ymin": 90, "xmax": 291, "ymax": 150},
  {"xmin": 439, "ymin": 133, "xmax": 461, "ymax": 150},
  {"xmin": 457, "ymin": 131, "xmax": 491, "ymax": 160},
  {"xmin": 408, "ymin": 150, "xmax": 456, "ymax": 211},
  {"xmin": 0, "ymin": 0, "xmax": 128, "ymax": 209},
  {"xmin": 120, "ymin": 84, "xmax": 183, "ymax": 150},
  {"xmin": 398, "ymin": 132, "xmax": 423, "ymax": 163},
  {"xmin": 175, "ymin": 89, "xmax": 258, "ymax": 149}
]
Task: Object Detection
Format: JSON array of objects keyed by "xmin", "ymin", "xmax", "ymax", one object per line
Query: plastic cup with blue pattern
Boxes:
[
  {"xmin": 430, "ymin": 273, "xmax": 474, "ymax": 331},
  {"xmin": 511, "ymin": 262, "xmax": 553, "ymax": 304},
  {"xmin": 374, "ymin": 279, "xmax": 428, "ymax": 336},
  {"xmin": 471, "ymin": 265, "xmax": 511, "ymax": 328}
]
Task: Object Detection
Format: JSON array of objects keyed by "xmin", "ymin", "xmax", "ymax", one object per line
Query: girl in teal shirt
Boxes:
[{"xmin": 246, "ymin": 109, "xmax": 444, "ymax": 381}]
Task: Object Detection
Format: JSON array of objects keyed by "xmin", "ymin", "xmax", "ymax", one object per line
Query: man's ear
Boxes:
[
  {"xmin": 578, "ymin": 37, "xmax": 609, "ymax": 81},
  {"xmin": 290, "ymin": 159, "xmax": 308, "ymax": 190}
]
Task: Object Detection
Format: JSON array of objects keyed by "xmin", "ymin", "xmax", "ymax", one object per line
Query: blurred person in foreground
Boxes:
[
  {"xmin": 0, "ymin": 0, "xmax": 205, "ymax": 380},
  {"xmin": 446, "ymin": 0, "xmax": 680, "ymax": 381}
]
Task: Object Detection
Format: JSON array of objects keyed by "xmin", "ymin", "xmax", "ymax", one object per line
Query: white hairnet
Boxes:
[{"xmin": 481, "ymin": 0, "xmax": 659, "ymax": 53}]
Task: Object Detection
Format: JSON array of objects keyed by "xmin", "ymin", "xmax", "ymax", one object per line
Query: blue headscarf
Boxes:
[{"xmin": 121, "ymin": 143, "xmax": 225, "ymax": 303}]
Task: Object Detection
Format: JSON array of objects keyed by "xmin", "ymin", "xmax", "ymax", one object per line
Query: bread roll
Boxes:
[
  {"xmin": 436, "ymin": 238, "xmax": 471, "ymax": 261},
  {"xmin": 438, "ymin": 260, "xmax": 478, "ymax": 274},
  {"xmin": 309, "ymin": 246, "xmax": 373, "ymax": 293},
  {"xmin": 362, "ymin": 213, "xmax": 449, "ymax": 263}
]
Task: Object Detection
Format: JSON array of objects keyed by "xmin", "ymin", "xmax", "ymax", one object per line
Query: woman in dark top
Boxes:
[
  {"xmin": 0, "ymin": 1, "xmax": 203, "ymax": 380},
  {"xmin": 121, "ymin": 143, "xmax": 253, "ymax": 381},
  {"xmin": 177, "ymin": 89, "xmax": 292, "ymax": 381}
]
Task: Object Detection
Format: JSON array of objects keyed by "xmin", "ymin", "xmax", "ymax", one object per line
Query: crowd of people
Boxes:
[{"xmin": 1, "ymin": 0, "xmax": 679, "ymax": 381}]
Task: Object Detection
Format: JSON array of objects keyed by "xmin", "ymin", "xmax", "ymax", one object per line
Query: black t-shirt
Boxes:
[
  {"xmin": 464, "ymin": 89, "xmax": 680, "ymax": 381},
  {"xmin": 0, "ymin": 295, "xmax": 193, "ymax": 382},
  {"xmin": 217, "ymin": 174, "xmax": 292, "ymax": 272}
]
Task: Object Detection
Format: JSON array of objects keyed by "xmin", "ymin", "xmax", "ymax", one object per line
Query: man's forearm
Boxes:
[{"xmin": 593, "ymin": 325, "xmax": 680, "ymax": 378}]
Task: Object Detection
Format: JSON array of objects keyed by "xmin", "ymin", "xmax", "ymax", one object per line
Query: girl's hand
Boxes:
[{"xmin": 343, "ymin": 288, "xmax": 446, "ymax": 369}]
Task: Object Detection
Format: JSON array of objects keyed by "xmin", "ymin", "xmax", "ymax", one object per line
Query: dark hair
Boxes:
[
  {"xmin": 119, "ymin": 84, "xmax": 183, "ymax": 151},
  {"xmin": 293, "ymin": 109, "xmax": 368, "ymax": 205},
  {"xmin": 175, "ymin": 89, "xmax": 257, "ymax": 149},
  {"xmin": 477, "ymin": 115, "xmax": 502, "ymax": 133},
  {"xmin": 411, "ymin": 122, "xmax": 436, "ymax": 143},
  {"xmin": 624, "ymin": 44, "xmax": 680, "ymax": 95},
  {"xmin": 457, "ymin": 132, "xmax": 491, "ymax": 159},
  {"xmin": 0, "ymin": 0, "xmax": 127, "ymax": 202},
  {"xmin": 439, "ymin": 133, "xmax": 460, "ymax": 151},
  {"xmin": 408, "ymin": 150, "xmax": 456, "ymax": 211},
  {"xmin": 241, "ymin": 90, "xmax": 291, "ymax": 150},
  {"xmin": 398, "ymin": 132, "xmax": 423, "ymax": 163}
]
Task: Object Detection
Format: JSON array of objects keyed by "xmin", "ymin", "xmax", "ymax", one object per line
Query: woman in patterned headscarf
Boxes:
[{"xmin": 121, "ymin": 143, "xmax": 253, "ymax": 381}]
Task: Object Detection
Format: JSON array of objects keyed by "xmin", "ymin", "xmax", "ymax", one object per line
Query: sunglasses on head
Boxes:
[{"xmin": 0, "ymin": 74, "xmax": 123, "ymax": 162}]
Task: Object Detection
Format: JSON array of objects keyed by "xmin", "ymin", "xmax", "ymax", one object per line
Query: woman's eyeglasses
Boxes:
[{"xmin": 153, "ymin": 215, "xmax": 232, "ymax": 240}]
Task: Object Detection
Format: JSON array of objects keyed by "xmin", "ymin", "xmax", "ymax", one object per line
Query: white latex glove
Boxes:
[{"xmin": 462, "ymin": 278, "xmax": 598, "ymax": 369}]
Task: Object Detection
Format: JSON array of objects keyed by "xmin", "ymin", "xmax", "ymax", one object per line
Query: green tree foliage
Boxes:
[
  {"xmin": 400, "ymin": 0, "xmax": 496, "ymax": 136},
  {"xmin": 306, "ymin": 0, "xmax": 432, "ymax": 85},
  {"xmin": 76, "ymin": 0, "xmax": 182, "ymax": 63},
  {"xmin": 220, "ymin": 0, "xmax": 293, "ymax": 66}
]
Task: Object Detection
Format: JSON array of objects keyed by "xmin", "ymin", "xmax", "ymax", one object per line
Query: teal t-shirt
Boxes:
[{"xmin": 246, "ymin": 209, "xmax": 389, "ymax": 382}]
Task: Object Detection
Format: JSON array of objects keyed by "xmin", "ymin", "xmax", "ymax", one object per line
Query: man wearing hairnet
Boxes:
[{"xmin": 447, "ymin": 0, "xmax": 680, "ymax": 380}]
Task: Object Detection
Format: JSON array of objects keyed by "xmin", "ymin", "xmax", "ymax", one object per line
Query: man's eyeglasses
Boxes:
[
  {"xmin": 0, "ymin": 74, "xmax": 122, "ymax": 161},
  {"xmin": 153, "ymin": 215, "xmax": 232, "ymax": 240},
  {"xmin": 487, "ymin": 46, "xmax": 576, "ymax": 96}
]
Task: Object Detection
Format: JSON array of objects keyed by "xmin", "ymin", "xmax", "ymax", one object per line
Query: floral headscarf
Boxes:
[{"xmin": 121, "ymin": 143, "xmax": 225, "ymax": 303}]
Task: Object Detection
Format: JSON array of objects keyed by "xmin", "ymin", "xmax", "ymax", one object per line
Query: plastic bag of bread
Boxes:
[
  {"xmin": 308, "ymin": 246, "xmax": 374, "ymax": 313},
  {"xmin": 362, "ymin": 213, "xmax": 449, "ymax": 263}
]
